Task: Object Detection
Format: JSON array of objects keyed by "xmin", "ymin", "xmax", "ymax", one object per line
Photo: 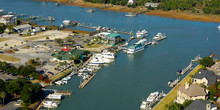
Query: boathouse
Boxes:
[{"xmin": 107, "ymin": 33, "xmax": 121, "ymax": 45}]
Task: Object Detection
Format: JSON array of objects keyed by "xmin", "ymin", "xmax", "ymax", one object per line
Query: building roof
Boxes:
[
  {"xmin": 107, "ymin": 33, "xmax": 120, "ymax": 38},
  {"xmin": 185, "ymin": 100, "xmax": 217, "ymax": 110},
  {"xmin": 193, "ymin": 70, "xmax": 219, "ymax": 86},
  {"xmin": 54, "ymin": 49, "xmax": 84, "ymax": 60},
  {"xmin": 14, "ymin": 24, "xmax": 31, "ymax": 30},
  {"xmin": 145, "ymin": 2, "xmax": 159, "ymax": 5},
  {"xmin": 179, "ymin": 84, "xmax": 207, "ymax": 97}
]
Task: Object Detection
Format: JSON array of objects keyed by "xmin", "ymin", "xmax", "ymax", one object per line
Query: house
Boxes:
[
  {"xmin": 32, "ymin": 27, "xmax": 41, "ymax": 33},
  {"xmin": 96, "ymin": 32, "xmax": 111, "ymax": 39},
  {"xmin": 107, "ymin": 33, "xmax": 121, "ymax": 45},
  {"xmin": 185, "ymin": 100, "xmax": 217, "ymax": 110},
  {"xmin": 208, "ymin": 61, "xmax": 220, "ymax": 75},
  {"xmin": 14, "ymin": 24, "xmax": 32, "ymax": 33},
  {"xmin": 127, "ymin": 0, "xmax": 136, "ymax": 5},
  {"xmin": 145, "ymin": 2, "xmax": 159, "ymax": 8},
  {"xmin": 176, "ymin": 82, "xmax": 208, "ymax": 104},
  {"xmin": 0, "ymin": 14, "xmax": 17, "ymax": 24},
  {"xmin": 191, "ymin": 70, "xmax": 219, "ymax": 87}
]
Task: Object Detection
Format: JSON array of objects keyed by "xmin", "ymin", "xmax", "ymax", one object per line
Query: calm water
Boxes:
[{"xmin": 1, "ymin": 0, "xmax": 220, "ymax": 110}]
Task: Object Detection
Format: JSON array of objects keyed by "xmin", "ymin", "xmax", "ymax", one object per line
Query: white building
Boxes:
[
  {"xmin": 0, "ymin": 15, "xmax": 17, "ymax": 24},
  {"xmin": 145, "ymin": 2, "xmax": 159, "ymax": 8},
  {"xmin": 127, "ymin": 0, "xmax": 136, "ymax": 5},
  {"xmin": 14, "ymin": 24, "xmax": 32, "ymax": 33}
]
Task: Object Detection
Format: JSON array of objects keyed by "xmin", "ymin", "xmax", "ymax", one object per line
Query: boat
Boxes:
[
  {"xmin": 0, "ymin": 9, "xmax": 4, "ymax": 13},
  {"xmin": 125, "ymin": 13, "xmax": 137, "ymax": 17},
  {"xmin": 89, "ymin": 56, "xmax": 113, "ymax": 64},
  {"xmin": 54, "ymin": 2, "xmax": 60, "ymax": 6},
  {"xmin": 151, "ymin": 39, "xmax": 158, "ymax": 45},
  {"xmin": 96, "ymin": 50, "xmax": 115, "ymax": 59},
  {"xmin": 43, "ymin": 100, "xmax": 59, "ymax": 108},
  {"xmin": 48, "ymin": 16, "xmax": 55, "ymax": 21},
  {"xmin": 136, "ymin": 30, "xmax": 148, "ymax": 38},
  {"xmin": 218, "ymin": 25, "xmax": 220, "ymax": 29},
  {"xmin": 63, "ymin": 19, "xmax": 71, "ymax": 25},
  {"xmin": 153, "ymin": 33, "xmax": 166, "ymax": 41},
  {"xmin": 126, "ymin": 39, "xmax": 146, "ymax": 54},
  {"xmin": 87, "ymin": 9, "xmax": 94, "ymax": 13},
  {"xmin": 140, "ymin": 101, "xmax": 149, "ymax": 109},
  {"xmin": 146, "ymin": 92, "xmax": 159, "ymax": 102}
]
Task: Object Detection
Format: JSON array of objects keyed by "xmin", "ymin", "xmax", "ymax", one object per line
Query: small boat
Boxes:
[
  {"xmin": 140, "ymin": 101, "xmax": 149, "ymax": 109},
  {"xmin": 218, "ymin": 25, "xmax": 220, "ymax": 29},
  {"xmin": 63, "ymin": 19, "xmax": 71, "ymax": 25},
  {"xmin": 176, "ymin": 69, "xmax": 182, "ymax": 75},
  {"xmin": 48, "ymin": 16, "xmax": 55, "ymax": 21},
  {"xmin": 125, "ymin": 13, "xmax": 137, "ymax": 17},
  {"xmin": 146, "ymin": 92, "xmax": 159, "ymax": 102},
  {"xmin": 54, "ymin": 2, "xmax": 60, "ymax": 6},
  {"xmin": 151, "ymin": 39, "xmax": 158, "ymax": 45},
  {"xmin": 136, "ymin": 30, "xmax": 148, "ymax": 38},
  {"xmin": 0, "ymin": 9, "xmax": 4, "ymax": 13},
  {"xmin": 43, "ymin": 100, "xmax": 59, "ymax": 108},
  {"xmin": 153, "ymin": 33, "xmax": 166, "ymax": 41},
  {"xmin": 87, "ymin": 9, "xmax": 94, "ymax": 13}
]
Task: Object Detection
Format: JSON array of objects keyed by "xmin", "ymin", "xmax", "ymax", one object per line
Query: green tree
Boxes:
[
  {"xmin": 20, "ymin": 84, "xmax": 41, "ymax": 104},
  {"xmin": 36, "ymin": 57, "xmax": 40, "ymax": 61},
  {"xmin": 0, "ymin": 79, "xmax": 5, "ymax": 92},
  {"xmin": 0, "ymin": 92, "xmax": 6, "ymax": 105},
  {"xmin": 46, "ymin": 36, "xmax": 49, "ymax": 40},
  {"xmin": 4, "ymin": 43, "xmax": 8, "ymax": 47},
  {"xmin": 199, "ymin": 57, "xmax": 215, "ymax": 67}
]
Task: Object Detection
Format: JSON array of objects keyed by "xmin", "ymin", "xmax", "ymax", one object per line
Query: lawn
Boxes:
[
  {"xmin": 84, "ymin": 43, "xmax": 102, "ymax": 48},
  {"xmin": 0, "ymin": 38, "xmax": 10, "ymax": 42},
  {"xmin": 0, "ymin": 53, "xmax": 20, "ymax": 62},
  {"xmin": 50, "ymin": 68, "xmax": 72, "ymax": 82},
  {"xmin": 153, "ymin": 65, "xmax": 202, "ymax": 110}
]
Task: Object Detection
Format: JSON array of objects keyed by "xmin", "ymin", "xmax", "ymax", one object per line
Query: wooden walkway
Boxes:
[{"xmin": 79, "ymin": 73, "xmax": 96, "ymax": 88}]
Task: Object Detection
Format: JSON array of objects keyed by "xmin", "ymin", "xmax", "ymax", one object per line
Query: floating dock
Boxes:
[
  {"xmin": 180, "ymin": 61, "xmax": 193, "ymax": 75},
  {"xmin": 79, "ymin": 73, "xmax": 96, "ymax": 88},
  {"xmin": 168, "ymin": 77, "xmax": 180, "ymax": 88}
]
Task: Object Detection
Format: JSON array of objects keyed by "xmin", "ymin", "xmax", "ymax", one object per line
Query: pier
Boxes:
[
  {"xmin": 79, "ymin": 73, "xmax": 96, "ymax": 88},
  {"xmin": 145, "ymin": 91, "xmax": 166, "ymax": 110},
  {"xmin": 168, "ymin": 77, "xmax": 180, "ymax": 88},
  {"xmin": 180, "ymin": 61, "xmax": 193, "ymax": 75}
]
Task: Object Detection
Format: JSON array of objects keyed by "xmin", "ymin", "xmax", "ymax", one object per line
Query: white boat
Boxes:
[
  {"xmin": 90, "ymin": 56, "xmax": 113, "ymax": 64},
  {"xmin": 140, "ymin": 101, "xmax": 149, "ymax": 109},
  {"xmin": 146, "ymin": 92, "xmax": 159, "ymax": 102},
  {"xmin": 87, "ymin": 9, "xmax": 94, "ymax": 13},
  {"xmin": 96, "ymin": 50, "xmax": 115, "ymax": 59},
  {"xmin": 127, "ymin": 39, "xmax": 146, "ymax": 54},
  {"xmin": 125, "ymin": 13, "xmax": 137, "ymax": 17},
  {"xmin": 136, "ymin": 30, "xmax": 148, "ymax": 38},
  {"xmin": 218, "ymin": 25, "xmax": 220, "ymax": 29},
  {"xmin": 63, "ymin": 19, "xmax": 71, "ymax": 25},
  {"xmin": 48, "ymin": 16, "xmax": 55, "ymax": 21},
  {"xmin": 153, "ymin": 33, "xmax": 166, "ymax": 41},
  {"xmin": 0, "ymin": 9, "xmax": 4, "ymax": 13},
  {"xmin": 43, "ymin": 100, "xmax": 59, "ymax": 108}
]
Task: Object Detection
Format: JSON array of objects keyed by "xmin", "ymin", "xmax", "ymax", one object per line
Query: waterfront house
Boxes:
[
  {"xmin": 14, "ymin": 24, "xmax": 32, "ymax": 33},
  {"xmin": 127, "ymin": 0, "xmax": 136, "ymax": 5},
  {"xmin": 106, "ymin": 33, "xmax": 121, "ymax": 45},
  {"xmin": 191, "ymin": 70, "xmax": 219, "ymax": 87},
  {"xmin": 176, "ymin": 82, "xmax": 208, "ymax": 104},
  {"xmin": 145, "ymin": 3, "xmax": 159, "ymax": 8},
  {"xmin": 185, "ymin": 100, "xmax": 217, "ymax": 110},
  {"xmin": 0, "ymin": 14, "xmax": 17, "ymax": 24},
  {"xmin": 208, "ymin": 61, "xmax": 220, "ymax": 75}
]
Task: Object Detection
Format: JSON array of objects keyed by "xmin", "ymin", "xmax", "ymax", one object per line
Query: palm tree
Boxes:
[{"xmin": 0, "ymin": 92, "xmax": 6, "ymax": 105}]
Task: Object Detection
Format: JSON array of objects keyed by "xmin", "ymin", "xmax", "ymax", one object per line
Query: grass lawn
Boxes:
[
  {"xmin": 25, "ymin": 35, "xmax": 49, "ymax": 41},
  {"xmin": 50, "ymin": 68, "xmax": 72, "ymax": 82},
  {"xmin": 0, "ymin": 38, "xmax": 10, "ymax": 42},
  {"xmin": 153, "ymin": 65, "xmax": 202, "ymax": 110},
  {"xmin": 0, "ymin": 53, "xmax": 20, "ymax": 62},
  {"xmin": 84, "ymin": 43, "xmax": 102, "ymax": 48}
]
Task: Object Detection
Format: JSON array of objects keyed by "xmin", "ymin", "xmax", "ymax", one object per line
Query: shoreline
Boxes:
[{"xmin": 36, "ymin": 0, "xmax": 220, "ymax": 23}]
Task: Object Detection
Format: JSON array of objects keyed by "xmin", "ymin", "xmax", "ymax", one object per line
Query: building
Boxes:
[
  {"xmin": 51, "ymin": 46, "xmax": 85, "ymax": 62},
  {"xmin": 127, "ymin": 0, "xmax": 136, "ymax": 5},
  {"xmin": 0, "ymin": 14, "xmax": 17, "ymax": 24},
  {"xmin": 191, "ymin": 70, "xmax": 219, "ymax": 87},
  {"xmin": 96, "ymin": 32, "xmax": 111, "ymax": 39},
  {"xmin": 208, "ymin": 61, "xmax": 220, "ymax": 75},
  {"xmin": 145, "ymin": 2, "xmax": 159, "ymax": 8},
  {"xmin": 107, "ymin": 33, "xmax": 121, "ymax": 45},
  {"xmin": 14, "ymin": 24, "xmax": 32, "ymax": 33},
  {"xmin": 176, "ymin": 82, "xmax": 208, "ymax": 104},
  {"xmin": 186, "ymin": 100, "xmax": 217, "ymax": 110}
]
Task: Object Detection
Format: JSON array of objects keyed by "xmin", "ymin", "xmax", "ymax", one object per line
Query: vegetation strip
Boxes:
[
  {"xmin": 0, "ymin": 53, "xmax": 20, "ymax": 62},
  {"xmin": 0, "ymin": 38, "xmax": 10, "ymax": 42},
  {"xmin": 153, "ymin": 65, "xmax": 202, "ymax": 110}
]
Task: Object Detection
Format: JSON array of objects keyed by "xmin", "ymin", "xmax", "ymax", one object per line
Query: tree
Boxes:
[
  {"xmin": 36, "ymin": 57, "xmax": 40, "ymax": 61},
  {"xmin": 0, "ymin": 92, "xmax": 6, "ymax": 105},
  {"xmin": 4, "ymin": 43, "xmax": 8, "ymax": 47},
  {"xmin": 199, "ymin": 57, "xmax": 215, "ymax": 67},
  {"xmin": 20, "ymin": 84, "xmax": 41, "ymax": 104},
  {"xmin": 46, "ymin": 36, "xmax": 49, "ymax": 40},
  {"xmin": 0, "ymin": 79, "xmax": 5, "ymax": 92}
]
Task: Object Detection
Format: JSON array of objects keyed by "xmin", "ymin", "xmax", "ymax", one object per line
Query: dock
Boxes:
[
  {"xmin": 146, "ymin": 91, "xmax": 166, "ymax": 110},
  {"xmin": 192, "ymin": 54, "xmax": 201, "ymax": 62},
  {"xmin": 180, "ymin": 61, "xmax": 193, "ymax": 75},
  {"xmin": 168, "ymin": 77, "xmax": 180, "ymax": 88},
  {"xmin": 79, "ymin": 73, "xmax": 96, "ymax": 88}
]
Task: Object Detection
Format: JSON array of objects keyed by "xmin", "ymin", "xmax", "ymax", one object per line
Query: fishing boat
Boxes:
[
  {"xmin": 140, "ymin": 101, "xmax": 149, "ymax": 109},
  {"xmin": 63, "ymin": 19, "xmax": 71, "ymax": 25},
  {"xmin": 146, "ymin": 92, "xmax": 159, "ymax": 102},
  {"xmin": 127, "ymin": 39, "xmax": 146, "ymax": 54},
  {"xmin": 136, "ymin": 30, "xmax": 148, "ymax": 38},
  {"xmin": 43, "ymin": 100, "xmax": 59, "ymax": 108},
  {"xmin": 153, "ymin": 33, "xmax": 166, "ymax": 41}
]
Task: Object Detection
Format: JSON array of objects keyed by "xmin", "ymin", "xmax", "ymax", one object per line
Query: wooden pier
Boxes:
[
  {"xmin": 144, "ymin": 91, "xmax": 166, "ymax": 110},
  {"xmin": 79, "ymin": 73, "xmax": 96, "ymax": 88},
  {"xmin": 180, "ymin": 61, "xmax": 193, "ymax": 75},
  {"xmin": 168, "ymin": 77, "xmax": 180, "ymax": 88}
]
